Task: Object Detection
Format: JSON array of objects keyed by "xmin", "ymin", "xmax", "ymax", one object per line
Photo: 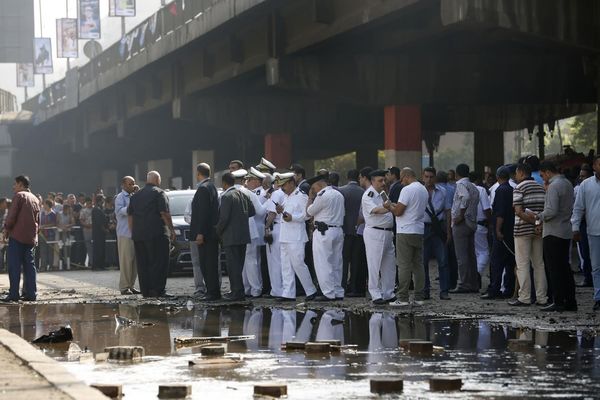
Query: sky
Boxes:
[{"xmin": 0, "ymin": 0, "xmax": 164, "ymax": 108}]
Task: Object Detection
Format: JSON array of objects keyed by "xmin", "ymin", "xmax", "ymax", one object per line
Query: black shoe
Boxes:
[
  {"xmin": 439, "ymin": 292, "xmax": 451, "ymax": 300},
  {"xmin": 508, "ymin": 299, "xmax": 529, "ymax": 307},
  {"xmin": 312, "ymin": 295, "xmax": 334, "ymax": 302},
  {"xmin": 305, "ymin": 293, "xmax": 318, "ymax": 301},
  {"xmin": 198, "ymin": 295, "xmax": 221, "ymax": 302},
  {"xmin": 1, "ymin": 296, "xmax": 19, "ymax": 303},
  {"xmin": 593, "ymin": 301, "xmax": 600, "ymax": 311},
  {"xmin": 335, "ymin": 297, "xmax": 344, "ymax": 301},
  {"xmin": 565, "ymin": 304, "xmax": 578, "ymax": 312},
  {"xmin": 449, "ymin": 287, "xmax": 472, "ymax": 294},
  {"xmin": 576, "ymin": 281, "xmax": 593, "ymax": 287},
  {"xmin": 345, "ymin": 292, "xmax": 364, "ymax": 298},
  {"xmin": 223, "ymin": 293, "xmax": 245, "ymax": 302},
  {"xmin": 159, "ymin": 292, "xmax": 176, "ymax": 298},
  {"xmin": 541, "ymin": 303, "xmax": 565, "ymax": 312},
  {"xmin": 480, "ymin": 293, "xmax": 497, "ymax": 300},
  {"xmin": 261, "ymin": 294, "xmax": 276, "ymax": 299},
  {"xmin": 385, "ymin": 296, "xmax": 397, "ymax": 302},
  {"xmin": 129, "ymin": 288, "xmax": 141, "ymax": 294},
  {"xmin": 423, "ymin": 293, "xmax": 431, "ymax": 300},
  {"xmin": 372, "ymin": 298, "xmax": 387, "ymax": 305},
  {"xmin": 277, "ymin": 297, "xmax": 296, "ymax": 302}
]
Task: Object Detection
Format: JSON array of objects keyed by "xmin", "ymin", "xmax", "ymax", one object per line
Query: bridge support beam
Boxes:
[
  {"xmin": 265, "ymin": 133, "xmax": 291, "ymax": 170},
  {"xmin": 474, "ymin": 130, "xmax": 504, "ymax": 175},
  {"xmin": 383, "ymin": 105, "xmax": 422, "ymax": 173},
  {"xmin": 356, "ymin": 146, "xmax": 379, "ymax": 170}
]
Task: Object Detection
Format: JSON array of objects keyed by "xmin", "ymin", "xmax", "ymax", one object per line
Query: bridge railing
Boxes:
[{"xmin": 24, "ymin": 0, "xmax": 222, "ymax": 115}]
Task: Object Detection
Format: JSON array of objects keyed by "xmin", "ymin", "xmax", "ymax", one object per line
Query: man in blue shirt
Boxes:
[{"xmin": 115, "ymin": 176, "xmax": 139, "ymax": 295}]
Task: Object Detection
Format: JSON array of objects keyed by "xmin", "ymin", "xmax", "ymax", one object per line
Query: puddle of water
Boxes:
[{"xmin": 0, "ymin": 304, "xmax": 598, "ymax": 399}]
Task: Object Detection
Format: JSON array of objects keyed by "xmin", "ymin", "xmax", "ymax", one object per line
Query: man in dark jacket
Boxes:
[
  {"xmin": 216, "ymin": 172, "xmax": 255, "ymax": 301},
  {"xmin": 91, "ymin": 195, "xmax": 108, "ymax": 271},
  {"xmin": 190, "ymin": 163, "xmax": 220, "ymax": 301}
]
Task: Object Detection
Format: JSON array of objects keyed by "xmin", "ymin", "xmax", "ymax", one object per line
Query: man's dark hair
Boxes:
[
  {"xmin": 456, "ymin": 164, "xmax": 470, "ymax": 178},
  {"xmin": 436, "ymin": 171, "xmax": 448, "ymax": 183},
  {"xmin": 44, "ymin": 199, "xmax": 53, "ymax": 208},
  {"xmin": 95, "ymin": 195, "xmax": 105, "ymax": 205},
  {"xmin": 516, "ymin": 163, "xmax": 532, "ymax": 176},
  {"xmin": 15, "ymin": 175, "xmax": 30, "ymax": 188},
  {"xmin": 85, "ymin": 197, "xmax": 92, "ymax": 203},
  {"xmin": 329, "ymin": 172, "xmax": 340, "ymax": 187},
  {"xmin": 290, "ymin": 164, "xmax": 306, "ymax": 178},
  {"xmin": 539, "ymin": 161, "xmax": 558, "ymax": 173},
  {"xmin": 197, "ymin": 163, "xmax": 211, "ymax": 177},
  {"xmin": 359, "ymin": 166, "xmax": 374, "ymax": 179},
  {"xmin": 423, "ymin": 167, "xmax": 437, "ymax": 175},
  {"xmin": 77, "ymin": 192, "xmax": 85, "ymax": 198},
  {"xmin": 347, "ymin": 169, "xmax": 359, "ymax": 181},
  {"xmin": 469, "ymin": 171, "xmax": 481, "ymax": 182},
  {"xmin": 222, "ymin": 172, "xmax": 235, "ymax": 186},
  {"xmin": 525, "ymin": 155, "xmax": 540, "ymax": 171},
  {"xmin": 0, "ymin": 198, "xmax": 6, "ymax": 205},
  {"xmin": 388, "ymin": 167, "xmax": 400, "ymax": 179},
  {"xmin": 229, "ymin": 160, "xmax": 244, "ymax": 169}
]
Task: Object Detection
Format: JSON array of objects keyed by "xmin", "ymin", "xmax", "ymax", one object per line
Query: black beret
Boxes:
[{"xmin": 369, "ymin": 169, "xmax": 388, "ymax": 178}]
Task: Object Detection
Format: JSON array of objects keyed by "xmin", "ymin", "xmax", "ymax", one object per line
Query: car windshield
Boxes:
[{"xmin": 167, "ymin": 193, "xmax": 193, "ymax": 216}]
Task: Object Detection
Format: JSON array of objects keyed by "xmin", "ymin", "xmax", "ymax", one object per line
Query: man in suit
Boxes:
[
  {"xmin": 190, "ymin": 163, "xmax": 221, "ymax": 301},
  {"xmin": 338, "ymin": 169, "xmax": 366, "ymax": 295},
  {"xmin": 387, "ymin": 167, "xmax": 402, "ymax": 203},
  {"xmin": 216, "ymin": 172, "xmax": 256, "ymax": 301}
]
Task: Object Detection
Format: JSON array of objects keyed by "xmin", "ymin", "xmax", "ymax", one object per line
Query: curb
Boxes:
[{"xmin": 0, "ymin": 328, "xmax": 109, "ymax": 400}]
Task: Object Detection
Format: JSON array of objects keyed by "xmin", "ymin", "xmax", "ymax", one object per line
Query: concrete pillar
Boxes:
[
  {"xmin": 192, "ymin": 150, "xmax": 215, "ymax": 185},
  {"xmin": 383, "ymin": 105, "xmax": 422, "ymax": 173},
  {"xmin": 147, "ymin": 158, "xmax": 173, "ymax": 188},
  {"xmin": 265, "ymin": 133, "xmax": 291, "ymax": 170},
  {"xmin": 474, "ymin": 130, "xmax": 504, "ymax": 174},
  {"xmin": 356, "ymin": 146, "xmax": 379, "ymax": 170}
]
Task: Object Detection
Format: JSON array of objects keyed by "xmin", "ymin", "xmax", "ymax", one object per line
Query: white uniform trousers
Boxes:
[
  {"xmin": 242, "ymin": 240, "xmax": 262, "ymax": 297},
  {"xmin": 280, "ymin": 241, "xmax": 317, "ymax": 299},
  {"xmin": 268, "ymin": 309, "xmax": 296, "ymax": 351},
  {"xmin": 475, "ymin": 224, "xmax": 490, "ymax": 274},
  {"xmin": 266, "ymin": 223, "xmax": 283, "ymax": 297},
  {"xmin": 243, "ymin": 308, "xmax": 262, "ymax": 350},
  {"xmin": 312, "ymin": 227, "xmax": 344, "ymax": 299},
  {"xmin": 363, "ymin": 226, "xmax": 396, "ymax": 300},
  {"xmin": 316, "ymin": 310, "xmax": 345, "ymax": 343},
  {"xmin": 295, "ymin": 310, "xmax": 318, "ymax": 342}
]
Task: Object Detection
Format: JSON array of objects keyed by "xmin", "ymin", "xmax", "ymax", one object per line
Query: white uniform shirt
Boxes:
[
  {"xmin": 306, "ymin": 186, "xmax": 345, "ymax": 226},
  {"xmin": 361, "ymin": 186, "xmax": 393, "ymax": 228},
  {"xmin": 279, "ymin": 188, "xmax": 309, "ymax": 243},
  {"xmin": 395, "ymin": 181, "xmax": 428, "ymax": 235},
  {"xmin": 254, "ymin": 187, "xmax": 269, "ymax": 205},
  {"xmin": 236, "ymin": 184, "xmax": 266, "ymax": 241},
  {"xmin": 476, "ymin": 185, "xmax": 491, "ymax": 222},
  {"xmin": 266, "ymin": 189, "xmax": 286, "ymax": 224}
]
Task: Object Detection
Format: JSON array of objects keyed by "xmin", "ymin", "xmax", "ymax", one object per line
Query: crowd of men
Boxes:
[{"xmin": 1, "ymin": 153, "xmax": 599, "ymax": 313}]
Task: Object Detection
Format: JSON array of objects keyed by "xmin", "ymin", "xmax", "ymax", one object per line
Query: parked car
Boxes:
[{"xmin": 166, "ymin": 189, "xmax": 195, "ymax": 275}]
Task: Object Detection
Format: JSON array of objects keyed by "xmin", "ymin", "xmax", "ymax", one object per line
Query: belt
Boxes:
[
  {"xmin": 371, "ymin": 226, "xmax": 393, "ymax": 231},
  {"xmin": 315, "ymin": 222, "xmax": 341, "ymax": 228},
  {"xmin": 477, "ymin": 220, "xmax": 488, "ymax": 227}
]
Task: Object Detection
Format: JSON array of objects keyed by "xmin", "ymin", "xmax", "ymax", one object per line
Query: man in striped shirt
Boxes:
[{"xmin": 509, "ymin": 163, "xmax": 548, "ymax": 307}]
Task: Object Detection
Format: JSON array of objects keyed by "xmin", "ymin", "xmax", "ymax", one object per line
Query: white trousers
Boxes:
[
  {"xmin": 266, "ymin": 224, "xmax": 283, "ymax": 297},
  {"xmin": 316, "ymin": 310, "xmax": 345, "ymax": 343},
  {"xmin": 243, "ymin": 308, "xmax": 262, "ymax": 350},
  {"xmin": 514, "ymin": 235, "xmax": 547, "ymax": 304},
  {"xmin": 363, "ymin": 226, "xmax": 396, "ymax": 300},
  {"xmin": 368, "ymin": 312, "xmax": 398, "ymax": 351},
  {"xmin": 295, "ymin": 310, "xmax": 318, "ymax": 342},
  {"xmin": 280, "ymin": 241, "xmax": 317, "ymax": 299},
  {"xmin": 242, "ymin": 241, "xmax": 262, "ymax": 297},
  {"xmin": 475, "ymin": 225, "xmax": 490, "ymax": 274},
  {"xmin": 268, "ymin": 309, "xmax": 296, "ymax": 350},
  {"xmin": 312, "ymin": 227, "xmax": 344, "ymax": 299}
]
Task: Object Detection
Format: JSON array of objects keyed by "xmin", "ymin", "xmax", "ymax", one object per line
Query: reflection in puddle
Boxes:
[{"xmin": 0, "ymin": 304, "xmax": 598, "ymax": 399}]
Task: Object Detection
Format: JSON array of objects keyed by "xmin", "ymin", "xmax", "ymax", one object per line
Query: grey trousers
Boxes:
[
  {"xmin": 452, "ymin": 223, "xmax": 479, "ymax": 291},
  {"xmin": 118, "ymin": 236, "xmax": 138, "ymax": 290},
  {"xmin": 396, "ymin": 233, "xmax": 424, "ymax": 301},
  {"xmin": 190, "ymin": 242, "xmax": 206, "ymax": 296}
]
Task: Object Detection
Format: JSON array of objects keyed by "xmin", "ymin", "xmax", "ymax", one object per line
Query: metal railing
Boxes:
[{"xmin": 25, "ymin": 0, "xmax": 222, "ymax": 113}]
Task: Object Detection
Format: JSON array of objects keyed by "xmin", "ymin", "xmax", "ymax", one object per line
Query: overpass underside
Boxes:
[{"xmin": 15, "ymin": 0, "xmax": 600, "ymax": 193}]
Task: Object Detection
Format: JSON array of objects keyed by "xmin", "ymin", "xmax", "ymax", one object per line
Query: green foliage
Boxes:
[{"xmin": 566, "ymin": 112, "xmax": 597, "ymax": 154}]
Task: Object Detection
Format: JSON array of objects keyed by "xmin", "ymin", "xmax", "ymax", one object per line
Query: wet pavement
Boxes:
[{"xmin": 0, "ymin": 303, "xmax": 598, "ymax": 399}]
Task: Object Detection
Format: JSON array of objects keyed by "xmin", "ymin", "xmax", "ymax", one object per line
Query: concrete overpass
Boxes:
[{"xmin": 10, "ymin": 0, "xmax": 600, "ymax": 194}]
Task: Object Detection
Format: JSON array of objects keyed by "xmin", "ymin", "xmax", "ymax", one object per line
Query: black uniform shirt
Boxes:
[{"xmin": 127, "ymin": 183, "xmax": 169, "ymax": 241}]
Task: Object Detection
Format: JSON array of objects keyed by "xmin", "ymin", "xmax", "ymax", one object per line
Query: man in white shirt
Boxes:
[
  {"xmin": 306, "ymin": 174, "xmax": 345, "ymax": 301},
  {"xmin": 115, "ymin": 176, "xmax": 139, "ymax": 295},
  {"xmin": 361, "ymin": 169, "xmax": 396, "ymax": 305},
  {"xmin": 276, "ymin": 172, "xmax": 317, "ymax": 301},
  {"xmin": 386, "ymin": 167, "xmax": 429, "ymax": 306}
]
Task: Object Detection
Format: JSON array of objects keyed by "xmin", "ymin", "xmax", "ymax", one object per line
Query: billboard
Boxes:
[
  {"xmin": 16, "ymin": 64, "xmax": 35, "ymax": 87},
  {"xmin": 79, "ymin": 0, "xmax": 101, "ymax": 39},
  {"xmin": 0, "ymin": 0, "xmax": 35, "ymax": 63},
  {"xmin": 57, "ymin": 19, "xmax": 78, "ymax": 58},
  {"xmin": 109, "ymin": 0, "xmax": 136, "ymax": 17},
  {"xmin": 33, "ymin": 38, "xmax": 53, "ymax": 74}
]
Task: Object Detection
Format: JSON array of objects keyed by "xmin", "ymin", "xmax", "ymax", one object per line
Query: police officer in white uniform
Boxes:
[
  {"xmin": 361, "ymin": 169, "xmax": 396, "ymax": 305},
  {"xmin": 306, "ymin": 174, "xmax": 345, "ymax": 301},
  {"xmin": 231, "ymin": 168, "xmax": 266, "ymax": 298},
  {"xmin": 259, "ymin": 159, "xmax": 286, "ymax": 298},
  {"xmin": 276, "ymin": 172, "xmax": 318, "ymax": 301}
]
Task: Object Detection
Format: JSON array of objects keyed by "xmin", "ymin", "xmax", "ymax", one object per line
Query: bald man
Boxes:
[
  {"xmin": 115, "ymin": 176, "xmax": 139, "ymax": 295},
  {"xmin": 128, "ymin": 171, "xmax": 175, "ymax": 298}
]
